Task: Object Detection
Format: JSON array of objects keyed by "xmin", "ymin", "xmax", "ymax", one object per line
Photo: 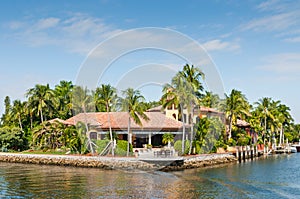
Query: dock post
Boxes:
[
  {"xmin": 238, "ymin": 146, "xmax": 241, "ymax": 162},
  {"xmin": 242, "ymin": 146, "xmax": 246, "ymax": 161},
  {"xmin": 247, "ymin": 146, "xmax": 250, "ymax": 158},
  {"xmin": 255, "ymin": 145, "xmax": 258, "ymax": 157}
]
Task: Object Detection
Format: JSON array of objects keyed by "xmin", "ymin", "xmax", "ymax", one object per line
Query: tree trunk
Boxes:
[
  {"xmin": 83, "ymin": 105, "xmax": 94, "ymax": 154},
  {"xmin": 228, "ymin": 114, "xmax": 233, "ymax": 140},
  {"xmin": 127, "ymin": 116, "xmax": 131, "ymax": 157},
  {"xmin": 264, "ymin": 115, "xmax": 267, "ymax": 142},
  {"xmin": 30, "ymin": 114, "xmax": 33, "ymax": 130},
  {"xmin": 181, "ymin": 104, "xmax": 185, "ymax": 155},
  {"xmin": 279, "ymin": 125, "xmax": 283, "ymax": 146},
  {"xmin": 18, "ymin": 115, "xmax": 23, "ymax": 131},
  {"xmin": 40, "ymin": 108, "xmax": 44, "ymax": 124},
  {"xmin": 189, "ymin": 104, "xmax": 194, "ymax": 155},
  {"xmin": 107, "ymin": 104, "xmax": 114, "ymax": 156}
]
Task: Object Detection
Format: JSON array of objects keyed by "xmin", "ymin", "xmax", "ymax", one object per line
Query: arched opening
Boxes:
[{"xmin": 172, "ymin": 113, "xmax": 177, "ymax": 120}]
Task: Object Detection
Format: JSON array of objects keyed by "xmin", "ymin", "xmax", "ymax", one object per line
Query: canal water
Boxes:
[{"xmin": 0, "ymin": 153, "xmax": 300, "ymax": 198}]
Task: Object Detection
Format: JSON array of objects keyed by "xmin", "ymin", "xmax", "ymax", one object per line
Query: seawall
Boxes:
[{"xmin": 0, "ymin": 153, "xmax": 237, "ymax": 172}]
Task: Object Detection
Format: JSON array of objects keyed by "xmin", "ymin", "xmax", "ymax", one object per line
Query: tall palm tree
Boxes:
[
  {"xmin": 254, "ymin": 97, "xmax": 275, "ymax": 147},
  {"xmin": 255, "ymin": 98, "xmax": 273, "ymax": 136},
  {"xmin": 180, "ymin": 64, "xmax": 205, "ymax": 154},
  {"xmin": 222, "ymin": 89, "xmax": 250, "ymax": 140},
  {"xmin": 162, "ymin": 72, "xmax": 197, "ymax": 154},
  {"xmin": 55, "ymin": 80, "xmax": 74, "ymax": 119},
  {"xmin": 121, "ymin": 88, "xmax": 149, "ymax": 156},
  {"xmin": 1, "ymin": 96, "xmax": 11, "ymax": 126},
  {"xmin": 201, "ymin": 91, "xmax": 221, "ymax": 109},
  {"xmin": 26, "ymin": 84, "xmax": 56, "ymax": 124},
  {"xmin": 179, "ymin": 64, "xmax": 205, "ymax": 97},
  {"xmin": 270, "ymin": 101, "xmax": 293, "ymax": 145},
  {"xmin": 11, "ymin": 100, "xmax": 25, "ymax": 131},
  {"xmin": 94, "ymin": 84, "xmax": 118, "ymax": 156},
  {"xmin": 25, "ymin": 100, "xmax": 36, "ymax": 130},
  {"xmin": 71, "ymin": 86, "xmax": 95, "ymax": 154}
]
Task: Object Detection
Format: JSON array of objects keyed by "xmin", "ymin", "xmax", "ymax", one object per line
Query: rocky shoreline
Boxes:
[{"xmin": 0, "ymin": 152, "xmax": 237, "ymax": 172}]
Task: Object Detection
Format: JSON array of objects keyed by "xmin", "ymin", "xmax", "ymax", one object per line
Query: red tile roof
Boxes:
[
  {"xmin": 48, "ymin": 118, "xmax": 70, "ymax": 125},
  {"xmin": 199, "ymin": 107, "xmax": 223, "ymax": 114},
  {"xmin": 147, "ymin": 105, "xmax": 163, "ymax": 112},
  {"xmin": 236, "ymin": 119, "xmax": 250, "ymax": 127},
  {"xmin": 65, "ymin": 112, "xmax": 184, "ymax": 131}
]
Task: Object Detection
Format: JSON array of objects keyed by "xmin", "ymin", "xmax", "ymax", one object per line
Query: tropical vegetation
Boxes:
[{"xmin": 0, "ymin": 64, "xmax": 299, "ymax": 156}]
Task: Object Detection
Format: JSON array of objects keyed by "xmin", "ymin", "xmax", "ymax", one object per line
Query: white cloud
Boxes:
[
  {"xmin": 241, "ymin": 11, "xmax": 299, "ymax": 32},
  {"xmin": 202, "ymin": 39, "xmax": 240, "ymax": 52},
  {"xmin": 6, "ymin": 13, "xmax": 122, "ymax": 55},
  {"xmin": 34, "ymin": 17, "xmax": 60, "ymax": 30},
  {"xmin": 256, "ymin": 0, "xmax": 286, "ymax": 12},
  {"xmin": 241, "ymin": 0, "xmax": 300, "ymax": 42},
  {"xmin": 284, "ymin": 36, "xmax": 300, "ymax": 43},
  {"xmin": 258, "ymin": 53, "xmax": 300, "ymax": 73},
  {"xmin": 7, "ymin": 21, "xmax": 25, "ymax": 30}
]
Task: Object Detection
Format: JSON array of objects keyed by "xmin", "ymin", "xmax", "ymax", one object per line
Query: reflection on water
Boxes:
[
  {"xmin": 0, "ymin": 162, "xmax": 197, "ymax": 198},
  {"xmin": 174, "ymin": 153, "xmax": 300, "ymax": 199},
  {"xmin": 0, "ymin": 153, "xmax": 300, "ymax": 198}
]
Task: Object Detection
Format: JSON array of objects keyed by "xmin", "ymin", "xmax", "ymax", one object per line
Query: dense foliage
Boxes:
[{"xmin": 0, "ymin": 64, "xmax": 299, "ymax": 155}]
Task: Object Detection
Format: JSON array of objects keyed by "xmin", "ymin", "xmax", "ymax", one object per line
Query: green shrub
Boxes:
[
  {"xmin": 215, "ymin": 140, "xmax": 227, "ymax": 150},
  {"xmin": 115, "ymin": 140, "xmax": 132, "ymax": 156},
  {"xmin": 174, "ymin": 140, "xmax": 190, "ymax": 155},
  {"xmin": 237, "ymin": 135, "xmax": 251, "ymax": 146},
  {"xmin": 95, "ymin": 139, "xmax": 110, "ymax": 154},
  {"xmin": 227, "ymin": 138, "xmax": 237, "ymax": 146}
]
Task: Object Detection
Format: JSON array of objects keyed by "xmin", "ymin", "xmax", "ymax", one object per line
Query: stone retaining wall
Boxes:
[
  {"xmin": 0, "ymin": 153, "xmax": 237, "ymax": 172},
  {"xmin": 161, "ymin": 154, "xmax": 237, "ymax": 171}
]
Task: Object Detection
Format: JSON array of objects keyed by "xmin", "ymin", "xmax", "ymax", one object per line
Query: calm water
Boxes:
[{"xmin": 0, "ymin": 153, "xmax": 300, "ymax": 199}]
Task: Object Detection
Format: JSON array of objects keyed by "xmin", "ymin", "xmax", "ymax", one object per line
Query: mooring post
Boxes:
[{"xmin": 242, "ymin": 146, "xmax": 246, "ymax": 161}]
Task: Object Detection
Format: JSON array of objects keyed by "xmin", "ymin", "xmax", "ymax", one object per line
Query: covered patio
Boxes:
[{"xmin": 64, "ymin": 111, "xmax": 184, "ymax": 148}]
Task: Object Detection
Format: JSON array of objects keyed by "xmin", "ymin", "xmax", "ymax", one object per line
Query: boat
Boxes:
[
  {"xmin": 290, "ymin": 146, "xmax": 297, "ymax": 153},
  {"xmin": 291, "ymin": 144, "xmax": 300, "ymax": 152}
]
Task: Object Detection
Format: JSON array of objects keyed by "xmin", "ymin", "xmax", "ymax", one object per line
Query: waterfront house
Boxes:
[{"xmin": 64, "ymin": 112, "xmax": 184, "ymax": 148}]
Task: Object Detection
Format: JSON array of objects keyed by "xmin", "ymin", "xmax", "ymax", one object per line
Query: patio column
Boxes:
[{"xmin": 148, "ymin": 132, "xmax": 152, "ymax": 145}]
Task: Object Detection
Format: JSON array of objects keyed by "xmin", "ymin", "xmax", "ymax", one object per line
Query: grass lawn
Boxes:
[{"xmin": 20, "ymin": 150, "xmax": 67, "ymax": 155}]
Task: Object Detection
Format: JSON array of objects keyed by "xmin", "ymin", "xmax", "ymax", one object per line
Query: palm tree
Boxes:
[
  {"xmin": 162, "ymin": 133, "xmax": 174, "ymax": 148},
  {"xmin": 55, "ymin": 80, "xmax": 74, "ymax": 119},
  {"xmin": 11, "ymin": 100, "xmax": 25, "ymax": 131},
  {"xmin": 254, "ymin": 98, "xmax": 273, "ymax": 139},
  {"xmin": 269, "ymin": 101, "xmax": 293, "ymax": 146},
  {"xmin": 121, "ymin": 88, "xmax": 149, "ymax": 156},
  {"xmin": 25, "ymin": 100, "xmax": 36, "ymax": 130},
  {"xmin": 162, "ymin": 73, "xmax": 197, "ymax": 154},
  {"xmin": 222, "ymin": 89, "xmax": 250, "ymax": 140},
  {"xmin": 201, "ymin": 91, "xmax": 221, "ymax": 109},
  {"xmin": 71, "ymin": 86, "xmax": 94, "ymax": 114},
  {"xmin": 179, "ymin": 64, "xmax": 205, "ymax": 97},
  {"xmin": 94, "ymin": 84, "xmax": 118, "ymax": 156},
  {"xmin": 254, "ymin": 97, "xmax": 276, "ymax": 148},
  {"xmin": 26, "ymin": 84, "xmax": 56, "ymax": 124},
  {"xmin": 180, "ymin": 64, "xmax": 205, "ymax": 154},
  {"xmin": 1, "ymin": 96, "xmax": 12, "ymax": 126},
  {"xmin": 71, "ymin": 86, "xmax": 95, "ymax": 154}
]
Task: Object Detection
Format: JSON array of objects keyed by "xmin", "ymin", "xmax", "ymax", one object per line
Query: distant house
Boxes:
[
  {"xmin": 147, "ymin": 105, "xmax": 224, "ymax": 123},
  {"xmin": 64, "ymin": 112, "xmax": 184, "ymax": 148}
]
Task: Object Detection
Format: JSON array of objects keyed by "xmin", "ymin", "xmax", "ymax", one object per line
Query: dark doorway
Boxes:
[
  {"xmin": 90, "ymin": 132, "xmax": 97, "ymax": 140},
  {"xmin": 152, "ymin": 134, "xmax": 163, "ymax": 147}
]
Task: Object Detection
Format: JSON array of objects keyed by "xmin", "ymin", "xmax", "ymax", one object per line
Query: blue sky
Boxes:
[{"xmin": 1, "ymin": 0, "xmax": 300, "ymax": 122}]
